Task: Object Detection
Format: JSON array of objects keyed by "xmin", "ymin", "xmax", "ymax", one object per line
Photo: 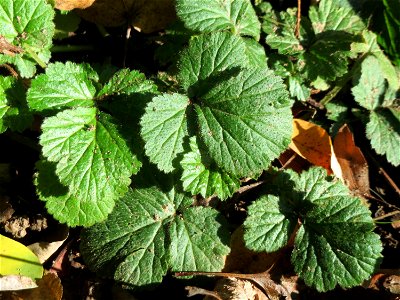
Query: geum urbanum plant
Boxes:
[{"xmin": 0, "ymin": 0, "xmax": 385, "ymax": 294}]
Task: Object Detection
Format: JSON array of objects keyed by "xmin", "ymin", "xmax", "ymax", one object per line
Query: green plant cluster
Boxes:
[{"xmin": 1, "ymin": 0, "xmax": 398, "ymax": 293}]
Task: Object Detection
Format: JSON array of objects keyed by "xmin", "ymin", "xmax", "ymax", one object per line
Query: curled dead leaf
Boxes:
[
  {"xmin": 76, "ymin": 0, "xmax": 176, "ymax": 33},
  {"xmin": 331, "ymin": 124, "xmax": 370, "ymax": 198},
  {"xmin": 289, "ymin": 119, "xmax": 333, "ymax": 173}
]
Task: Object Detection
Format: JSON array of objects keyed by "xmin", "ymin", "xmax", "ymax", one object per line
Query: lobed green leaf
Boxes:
[
  {"xmin": 176, "ymin": 0, "xmax": 260, "ymax": 39},
  {"xmin": 39, "ymin": 107, "xmax": 141, "ymax": 214}
]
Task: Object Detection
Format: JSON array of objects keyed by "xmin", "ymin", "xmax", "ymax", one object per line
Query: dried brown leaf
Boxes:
[{"xmin": 331, "ymin": 124, "xmax": 370, "ymax": 198}]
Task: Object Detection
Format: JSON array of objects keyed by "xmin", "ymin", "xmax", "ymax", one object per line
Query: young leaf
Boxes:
[
  {"xmin": 97, "ymin": 69, "xmax": 158, "ymax": 97},
  {"xmin": 263, "ymin": 8, "xmax": 307, "ymax": 55},
  {"xmin": 39, "ymin": 107, "xmax": 141, "ymax": 209},
  {"xmin": 177, "ymin": 31, "xmax": 248, "ymax": 92},
  {"xmin": 176, "ymin": 0, "xmax": 260, "ymax": 39},
  {"xmin": 367, "ymin": 109, "xmax": 400, "ymax": 166},
  {"xmin": 0, "ymin": 0, "xmax": 54, "ymax": 77},
  {"xmin": 140, "ymin": 93, "xmax": 189, "ymax": 172},
  {"xmin": 309, "ymin": 0, "xmax": 365, "ymax": 34},
  {"xmin": 80, "ymin": 180, "xmax": 230, "ymax": 286},
  {"xmin": 180, "ymin": 136, "xmax": 240, "ymax": 200},
  {"xmin": 0, "ymin": 76, "xmax": 32, "ymax": 133},
  {"xmin": 194, "ymin": 68, "xmax": 293, "ymax": 177},
  {"xmin": 27, "ymin": 62, "xmax": 98, "ymax": 113},
  {"xmin": 244, "ymin": 167, "xmax": 382, "ymax": 292}
]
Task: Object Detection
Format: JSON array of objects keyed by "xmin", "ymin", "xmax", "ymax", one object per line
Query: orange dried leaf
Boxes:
[
  {"xmin": 55, "ymin": 0, "xmax": 95, "ymax": 10},
  {"xmin": 332, "ymin": 124, "xmax": 370, "ymax": 197},
  {"xmin": 289, "ymin": 119, "xmax": 332, "ymax": 173}
]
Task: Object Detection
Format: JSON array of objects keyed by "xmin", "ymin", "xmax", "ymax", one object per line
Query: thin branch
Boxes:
[
  {"xmin": 373, "ymin": 210, "xmax": 400, "ymax": 221},
  {"xmin": 295, "ymin": 0, "xmax": 301, "ymax": 38}
]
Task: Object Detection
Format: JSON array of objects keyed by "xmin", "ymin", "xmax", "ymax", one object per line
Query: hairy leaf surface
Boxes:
[
  {"xmin": 244, "ymin": 168, "xmax": 382, "ymax": 291},
  {"xmin": 140, "ymin": 93, "xmax": 189, "ymax": 172},
  {"xmin": 178, "ymin": 32, "xmax": 248, "ymax": 92},
  {"xmin": 176, "ymin": 0, "xmax": 260, "ymax": 39},
  {"xmin": 194, "ymin": 68, "xmax": 293, "ymax": 177},
  {"xmin": 28, "ymin": 62, "xmax": 97, "ymax": 113},
  {"xmin": 180, "ymin": 136, "xmax": 240, "ymax": 200},
  {"xmin": 0, "ymin": 0, "xmax": 54, "ymax": 77},
  {"xmin": 40, "ymin": 107, "xmax": 140, "ymax": 209},
  {"xmin": 80, "ymin": 179, "xmax": 230, "ymax": 286},
  {"xmin": 97, "ymin": 69, "xmax": 157, "ymax": 97}
]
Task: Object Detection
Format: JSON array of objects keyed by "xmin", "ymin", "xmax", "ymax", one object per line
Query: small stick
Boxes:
[
  {"xmin": 366, "ymin": 150, "xmax": 400, "ymax": 197},
  {"xmin": 373, "ymin": 210, "xmax": 400, "ymax": 221},
  {"xmin": 0, "ymin": 64, "xmax": 18, "ymax": 78},
  {"xmin": 295, "ymin": 0, "xmax": 301, "ymax": 38}
]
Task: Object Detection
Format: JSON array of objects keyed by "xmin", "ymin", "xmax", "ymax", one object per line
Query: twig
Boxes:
[
  {"xmin": 366, "ymin": 150, "xmax": 400, "ymax": 197},
  {"xmin": 295, "ymin": 0, "xmax": 301, "ymax": 38},
  {"xmin": 0, "ymin": 64, "xmax": 18, "ymax": 78},
  {"xmin": 364, "ymin": 193, "xmax": 400, "ymax": 211},
  {"xmin": 373, "ymin": 210, "xmax": 400, "ymax": 221}
]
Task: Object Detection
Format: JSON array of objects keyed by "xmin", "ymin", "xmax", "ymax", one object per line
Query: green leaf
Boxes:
[
  {"xmin": 244, "ymin": 195, "xmax": 297, "ymax": 252},
  {"xmin": 309, "ymin": 0, "xmax": 365, "ymax": 34},
  {"xmin": 302, "ymin": 31, "xmax": 355, "ymax": 82},
  {"xmin": 169, "ymin": 206, "xmax": 230, "ymax": 271},
  {"xmin": 80, "ymin": 179, "xmax": 230, "ymax": 286},
  {"xmin": 27, "ymin": 62, "xmax": 97, "ymax": 113},
  {"xmin": 243, "ymin": 38, "xmax": 267, "ymax": 68},
  {"xmin": 194, "ymin": 68, "xmax": 293, "ymax": 177},
  {"xmin": 140, "ymin": 93, "xmax": 189, "ymax": 172},
  {"xmin": 35, "ymin": 160, "xmax": 114, "ymax": 227},
  {"xmin": 352, "ymin": 55, "xmax": 386, "ymax": 110},
  {"xmin": 177, "ymin": 32, "xmax": 248, "ymax": 92},
  {"xmin": 97, "ymin": 69, "xmax": 157, "ymax": 97},
  {"xmin": 0, "ymin": 76, "xmax": 32, "ymax": 133},
  {"xmin": 176, "ymin": 0, "xmax": 260, "ymax": 39},
  {"xmin": 244, "ymin": 168, "xmax": 382, "ymax": 292},
  {"xmin": 367, "ymin": 109, "xmax": 400, "ymax": 166},
  {"xmin": 351, "ymin": 31, "xmax": 399, "ymax": 91},
  {"xmin": 288, "ymin": 76, "xmax": 310, "ymax": 101},
  {"xmin": 180, "ymin": 136, "xmax": 240, "ymax": 200},
  {"xmin": 0, "ymin": 0, "xmax": 54, "ymax": 77},
  {"xmin": 263, "ymin": 8, "xmax": 307, "ymax": 55},
  {"xmin": 39, "ymin": 107, "xmax": 141, "ymax": 209}
]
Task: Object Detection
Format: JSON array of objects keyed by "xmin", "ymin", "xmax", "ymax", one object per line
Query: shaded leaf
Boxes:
[
  {"xmin": 38, "ymin": 107, "xmax": 140, "ymax": 225},
  {"xmin": 177, "ymin": 31, "xmax": 248, "ymax": 92},
  {"xmin": 80, "ymin": 179, "xmax": 230, "ymax": 286},
  {"xmin": 180, "ymin": 136, "xmax": 240, "ymax": 200},
  {"xmin": 195, "ymin": 68, "xmax": 293, "ymax": 177},
  {"xmin": 0, "ymin": 76, "xmax": 32, "ymax": 133}
]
